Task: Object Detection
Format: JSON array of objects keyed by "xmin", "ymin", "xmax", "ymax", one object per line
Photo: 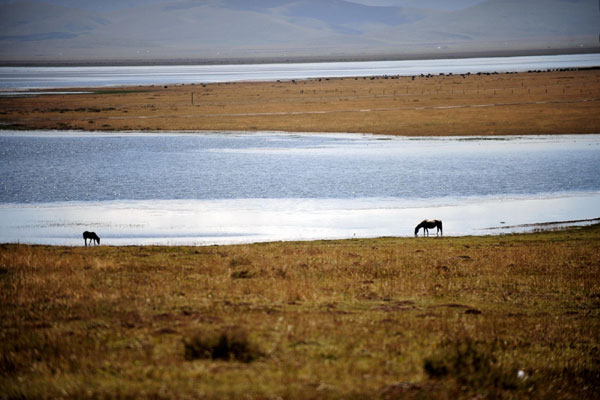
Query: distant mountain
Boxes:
[
  {"xmin": 0, "ymin": 1, "xmax": 108, "ymax": 40},
  {"xmin": 0, "ymin": 0, "xmax": 167, "ymax": 13},
  {"xmin": 268, "ymin": 0, "xmax": 429, "ymax": 34},
  {"xmin": 0, "ymin": 0, "xmax": 598, "ymax": 63},
  {"xmin": 347, "ymin": 0, "xmax": 487, "ymax": 12},
  {"xmin": 366, "ymin": 0, "xmax": 600, "ymax": 52}
]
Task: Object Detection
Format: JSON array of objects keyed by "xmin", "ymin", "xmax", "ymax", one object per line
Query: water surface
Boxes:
[
  {"xmin": 2, "ymin": 132, "xmax": 599, "ymax": 203},
  {"xmin": 1, "ymin": 131, "xmax": 598, "ymax": 245},
  {"xmin": 2, "ymin": 53, "xmax": 599, "ymax": 90},
  {"xmin": 1, "ymin": 196, "xmax": 598, "ymax": 246}
]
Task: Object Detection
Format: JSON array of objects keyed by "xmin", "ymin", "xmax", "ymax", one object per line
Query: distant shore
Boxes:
[
  {"xmin": 2, "ymin": 48, "xmax": 599, "ymax": 67},
  {"xmin": 1, "ymin": 68, "xmax": 599, "ymax": 136}
]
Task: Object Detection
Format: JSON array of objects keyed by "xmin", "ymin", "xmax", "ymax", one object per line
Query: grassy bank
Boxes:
[
  {"xmin": 1, "ymin": 69, "xmax": 600, "ymax": 135},
  {"xmin": 1, "ymin": 225, "xmax": 599, "ymax": 399}
]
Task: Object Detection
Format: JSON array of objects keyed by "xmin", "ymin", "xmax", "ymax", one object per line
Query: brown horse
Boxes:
[
  {"xmin": 83, "ymin": 231, "xmax": 100, "ymax": 246},
  {"xmin": 414, "ymin": 219, "xmax": 443, "ymax": 237}
]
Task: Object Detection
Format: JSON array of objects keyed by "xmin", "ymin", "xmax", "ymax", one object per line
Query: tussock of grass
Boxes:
[
  {"xmin": 424, "ymin": 338, "xmax": 519, "ymax": 393},
  {"xmin": 184, "ymin": 328, "xmax": 261, "ymax": 362},
  {"xmin": 1, "ymin": 226, "xmax": 599, "ymax": 399}
]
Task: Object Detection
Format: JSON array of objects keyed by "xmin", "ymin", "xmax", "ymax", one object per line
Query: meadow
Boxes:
[
  {"xmin": 1, "ymin": 225, "xmax": 599, "ymax": 399},
  {"xmin": 2, "ymin": 69, "xmax": 600, "ymax": 135},
  {"xmin": 2, "ymin": 66, "xmax": 600, "ymax": 398}
]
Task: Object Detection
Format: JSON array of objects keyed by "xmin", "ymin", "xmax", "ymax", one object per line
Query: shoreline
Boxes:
[
  {"xmin": 1, "ymin": 213, "xmax": 599, "ymax": 247},
  {"xmin": 482, "ymin": 217, "xmax": 600, "ymax": 231},
  {"xmin": 2, "ymin": 192, "xmax": 598, "ymax": 246},
  {"xmin": 2, "ymin": 220, "xmax": 599, "ymax": 248}
]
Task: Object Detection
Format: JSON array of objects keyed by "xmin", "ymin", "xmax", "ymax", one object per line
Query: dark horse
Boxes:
[
  {"xmin": 414, "ymin": 219, "xmax": 443, "ymax": 237},
  {"xmin": 83, "ymin": 231, "xmax": 100, "ymax": 246}
]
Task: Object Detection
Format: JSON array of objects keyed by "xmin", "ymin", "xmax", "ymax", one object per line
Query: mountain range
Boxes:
[{"xmin": 0, "ymin": 0, "xmax": 598, "ymax": 64}]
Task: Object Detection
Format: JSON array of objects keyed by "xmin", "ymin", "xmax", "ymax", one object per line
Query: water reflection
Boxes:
[{"xmin": 1, "ymin": 194, "xmax": 598, "ymax": 245}]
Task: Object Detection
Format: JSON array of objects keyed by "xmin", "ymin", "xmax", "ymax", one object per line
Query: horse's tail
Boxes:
[{"xmin": 439, "ymin": 220, "xmax": 443, "ymax": 236}]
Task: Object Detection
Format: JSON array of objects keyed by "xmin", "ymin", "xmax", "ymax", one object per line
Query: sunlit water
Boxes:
[
  {"xmin": 1, "ymin": 53, "xmax": 599, "ymax": 90},
  {"xmin": 1, "ymin": 131, "xmax": 599, "ymax": 245}
]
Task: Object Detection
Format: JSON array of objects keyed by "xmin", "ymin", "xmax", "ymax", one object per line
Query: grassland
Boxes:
[
  {"xmin": 2, "ymin": 67, "xmax": 599, "ymax": 399},
  {"xmin": 1, "ymin": 69, "xmax": 600, "ymax": 135},
  {"xmin": 1, "ymin": 225, "xmax": 599, "ymax": 399}
]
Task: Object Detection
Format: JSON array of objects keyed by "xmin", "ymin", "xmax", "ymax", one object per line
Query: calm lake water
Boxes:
[
  {"xmin": 2, "ymin": 53, "xmax": 599, "ymax": 90},
  {"xmin": 1, "ymin": 131, "xmax": 599, "ymax": 245}
]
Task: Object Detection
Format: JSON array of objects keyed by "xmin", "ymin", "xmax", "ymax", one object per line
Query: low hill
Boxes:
[{"xmin": 0, "ymin": 0, "xmax": 597, "ymax": 63}]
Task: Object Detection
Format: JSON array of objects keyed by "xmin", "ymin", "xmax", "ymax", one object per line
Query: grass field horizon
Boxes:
[{"xmin": 1, "ymin": 224, "xmax": 599, "ymax": 399}]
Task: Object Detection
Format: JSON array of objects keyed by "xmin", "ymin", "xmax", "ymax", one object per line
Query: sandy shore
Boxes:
[{"xmin": 1, "ymin": 69, "xmax": 599, "ymax": 135}]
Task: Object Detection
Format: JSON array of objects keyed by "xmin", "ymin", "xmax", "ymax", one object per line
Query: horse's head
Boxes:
[{"xmin": 414, "ymin": 226, "xmax": 419, "ymax": 236}]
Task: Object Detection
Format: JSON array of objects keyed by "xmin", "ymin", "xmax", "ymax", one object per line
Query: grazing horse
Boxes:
[
  {"xmin": 83, "ymin": 231, "xmax": 100, "ymax": 246},
  {"xmin": 414, "ymin": 219, "xmax": 443, "ymax": 237}
]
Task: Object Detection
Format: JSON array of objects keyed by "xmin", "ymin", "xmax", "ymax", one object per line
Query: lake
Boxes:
[
  {"xmin": 2, "ymin": 53, "xmax": 600, "ymax": 90},
  {"xmin": 1, "ymin": 131, "xmax": 599, "ymax": 245}
]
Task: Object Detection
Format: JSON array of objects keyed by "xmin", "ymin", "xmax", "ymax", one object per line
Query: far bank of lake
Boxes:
[
  {"xmin": 2, "ymin": 68, "xmax": 599, "ymax": 135},
  {"xmin": 2, "ymin": 53, "xmax": 599, "ymax": 90}
]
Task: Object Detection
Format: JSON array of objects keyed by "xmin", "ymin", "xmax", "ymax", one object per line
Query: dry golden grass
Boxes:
[
  {"xmin": 1, "ymin": 225, "xmax": 599, "ymax": 399},
  {"xmin": 1, "ymin": 69, "xmax": 600, "ymax": 135}
]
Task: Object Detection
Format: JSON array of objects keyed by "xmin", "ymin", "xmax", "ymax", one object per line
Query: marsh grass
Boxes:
[{"xmin": 1, "ymin": 225, "xmax": 599, "ymax": 398}]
